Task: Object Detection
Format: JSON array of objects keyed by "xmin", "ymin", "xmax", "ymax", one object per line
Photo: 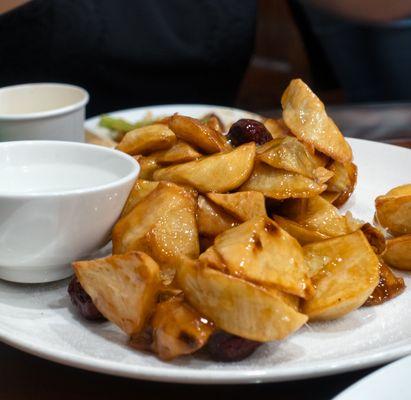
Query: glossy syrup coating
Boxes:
[
  {"xmin": 227, "ymin": 119, "xmax": 272, "ymax": 146},
  {"xmin": 206, "ymin": 331, "xmax": 262, "ymax": 362},
  {"xmin": 68, "ymin": 276, "xmax": 106, "ymax": 321},
  {"xmin": 364, "ymin": 261, "xmax": 405, "ymax": 306}
]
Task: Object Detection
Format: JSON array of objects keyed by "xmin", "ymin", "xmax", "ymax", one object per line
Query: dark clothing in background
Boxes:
[
  {"xmin": 296, "ymin": 2, "xmax": 411, "ymax": 102},
  {"xmin": 0, "ymin": 0, "xmax": 256, "ymax": 117}
]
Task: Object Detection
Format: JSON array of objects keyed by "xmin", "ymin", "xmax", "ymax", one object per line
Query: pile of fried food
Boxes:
[{"xmin": 69, "ymin": 79, "xmax": 410, "ymax": 362}]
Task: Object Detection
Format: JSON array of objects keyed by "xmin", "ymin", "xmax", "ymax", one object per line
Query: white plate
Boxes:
[
  {"xmin": 1, "ymin": 107, "xmax": 411, "ymax": 384},
  {"xmin": 84, "ymin": 104, "xmax": 262, "ymax": 139},
  {"xmin": 333, "ymin": 356, "xmax": 411, "ymax": 399}
]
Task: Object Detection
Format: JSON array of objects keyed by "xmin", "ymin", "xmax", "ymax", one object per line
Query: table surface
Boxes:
[{"xmin": 2, "ymin": 103, "xmax": 411, "ymax": 400}]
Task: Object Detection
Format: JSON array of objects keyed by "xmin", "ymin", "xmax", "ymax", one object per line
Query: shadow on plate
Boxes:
[
  {"xmin": 0, "ymin": 278, "xmax": 70, "ymax": 310},
  {"xmin": 304, "ymin": 308, "xmax": 377, "ymax": 335}
]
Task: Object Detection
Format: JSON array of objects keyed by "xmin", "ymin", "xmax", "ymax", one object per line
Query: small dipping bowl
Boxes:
[
  {"xmin": 0, "ymin": 83, "xmax": 89, "ymax": 142},
  {"xmin": 0, "ymin": 141, "xmax": 139, "ymax": 283}
]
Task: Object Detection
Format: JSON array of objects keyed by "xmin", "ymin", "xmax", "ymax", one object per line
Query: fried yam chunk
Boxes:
[
  {"xmin": 73, "ymin": 251, "xmax": 160, "ymax": 335},
  {"xmin": 153, "ymin": 143, "xmax": 255, "ymax": 193},
  {"xmin": 281, "ymin": 79, "xmax": 352, "ymax": 163},
  {"xmin": 302, "ymin": 231, "xmax": 380, "ymax": 320},
  {"xmin": 178, "ymin": 260, "xmax": 308, "ymax": 341}
]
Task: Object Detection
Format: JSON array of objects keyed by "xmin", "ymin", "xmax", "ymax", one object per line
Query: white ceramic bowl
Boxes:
[
  {"xmin": 0, "ymin": 141, "xmax": 139, "ymax": 283},
  {"xmin": 0, "ymin": 83, "xmax": 89, "ymax": 142}
]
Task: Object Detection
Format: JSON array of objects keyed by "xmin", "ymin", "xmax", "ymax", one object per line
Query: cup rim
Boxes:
[
  {"xmin": 0, "ymin": 140, "xmax": 140, "ymax": 198},
  {"xmin": 0, "ymin": 83, "xmax": 89, "ymax": 121}
]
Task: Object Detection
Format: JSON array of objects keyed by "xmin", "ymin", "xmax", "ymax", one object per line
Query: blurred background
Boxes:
[
  {"xmin": 238, "ymin": 0, "xmax": 411, "ymax": 145},
  {"xmin": 238, "ymin": 0, "xmax": 338, "ymax": 110},
  {"xmin": 1, "ymin": 0, "xmax": 411, "ymax": 144}
]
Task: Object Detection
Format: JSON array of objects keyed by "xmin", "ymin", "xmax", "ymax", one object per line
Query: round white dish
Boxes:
[
  {"xmin": 85, "ymin": 104, "xmax": 262, "ymax": 140},
  {"xmin": 333, "ymin": 356, "xmax": 411, "ymax": 400},
  {"xmin": 0, "ymin": 141, "xmax": 139, "ymax": 283},
  {"xmin": 0, "ymin": 83, "xmax": 89, "ymax": 142},
  {"xmin": 0, "ymin": 136, "xmax": 410, "ymax": 383}
]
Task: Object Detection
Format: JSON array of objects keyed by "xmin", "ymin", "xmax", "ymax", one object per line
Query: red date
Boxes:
[
  {"xmin": 227, "ymin": 119, "xmax": 272, "ymax": 146},
  {"xmin": 206, "ymin": 331, "xmax": 262, "ymax": 362},
  {"xmin": 68, "ymin": 276, "xmax": 105, "ymax": 321}
]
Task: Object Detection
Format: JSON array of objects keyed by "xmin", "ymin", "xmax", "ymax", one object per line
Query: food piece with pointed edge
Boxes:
[
  {"xmin": 326, "ymin": 161, "xmax": 357, "ymax": 207},
  {"xmin": 263, "ymin": 118, "xmax": 289, "ymax": 139},
  {"xmin": 197, "ymin": 195, "xmax": 239, "ymax": 238},
  {"xmin": 150, "ymin": 296, "xmax": 214, "ymax": 360},
  {"xmin": 149, "ymin": 141, "xmax": 202, "ymax": 165},
  {"xmin": 203, "ymin": 114, "xmax": 224, "ymax": 133},
  {"xmin": 272, "ymin": 214, "xmax": 329, "ymax": 245},
  {"xmin": 178, "ymin": 260, "xmax": 308, "ymax": 341},
  {"xmin": 281, "ymin": 79, "xmax": 352, "ymax": 163},
  {"xmin": 169, "ymin": 114, "xmax": 231, "ymax": 153},
  {"xmin": 257, "ymin": 136, "xmax": 333, "ymax": 183},
  {"xmin": 153, "ymin": 143, "xmax": 256, "ymax": 193},
  {"xmin": 280, "ymin": 196, "xmax": 360, "ymax": 237},
  {"xmin": 73, "ymin": 251, "xmax": 161, "ymax": 335},
  {"xmin": 206, "ymin": 191, "xmax": 266, "ymax": 222},
  {"xmin": 117, "ymin": 124, "xmax": 176, "ymax": 155},
  {"xmin": 302, "ymin": 231, "xmax": 380, "ymax": 320},
  {"xmin": 135, "ymin": 155, "xmax": 160, "ymax": 180},
  {"xmin": 199, "ymin": 216, "xmax": 313, "ymax": 298},
  {"xmin": 240, "ymin": 162, "xmax": 327, "ymax": 200},
  {"xmin": 321, "ymin": 191, "xmax": 340, "ymax": 204},
  {"xmin": 112, "ymin": 182, "xmax": 199, "ymax": 283},
  {"xmin": 121, "ymin": 179, "xmax": 159, "ymax": 217}
]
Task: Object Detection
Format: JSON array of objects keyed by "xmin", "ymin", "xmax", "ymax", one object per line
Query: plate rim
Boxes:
[
  {"xmin": 332, "ymin": 355, "xmax": 411, "ymax": 399},
  {"xmin": 1, "ymin": 321, "xmax": 411, "ymax": 385}
]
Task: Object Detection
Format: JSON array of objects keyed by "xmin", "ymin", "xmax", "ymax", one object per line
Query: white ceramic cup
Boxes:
[
  {"xmin": 0, "ymin": 141, "xmax": 139, "ymax": 283},
  {"xmin": 0, "ymin": 83, "xmax": 89, "ymax": 142}
]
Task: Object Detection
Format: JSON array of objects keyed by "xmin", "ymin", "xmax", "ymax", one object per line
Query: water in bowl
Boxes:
[{"xmin": 0, "ymin": 163, "xmax": 119, "ymax": 194}]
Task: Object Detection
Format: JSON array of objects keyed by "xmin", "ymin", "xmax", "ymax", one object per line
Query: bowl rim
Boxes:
[
  {"xmin": 0, "ymin": 83, "xmax": 89, "ymax": 121},
  {"xmin": 0, "ymin": 140, "xmax": 139, "ymax": 198}
]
